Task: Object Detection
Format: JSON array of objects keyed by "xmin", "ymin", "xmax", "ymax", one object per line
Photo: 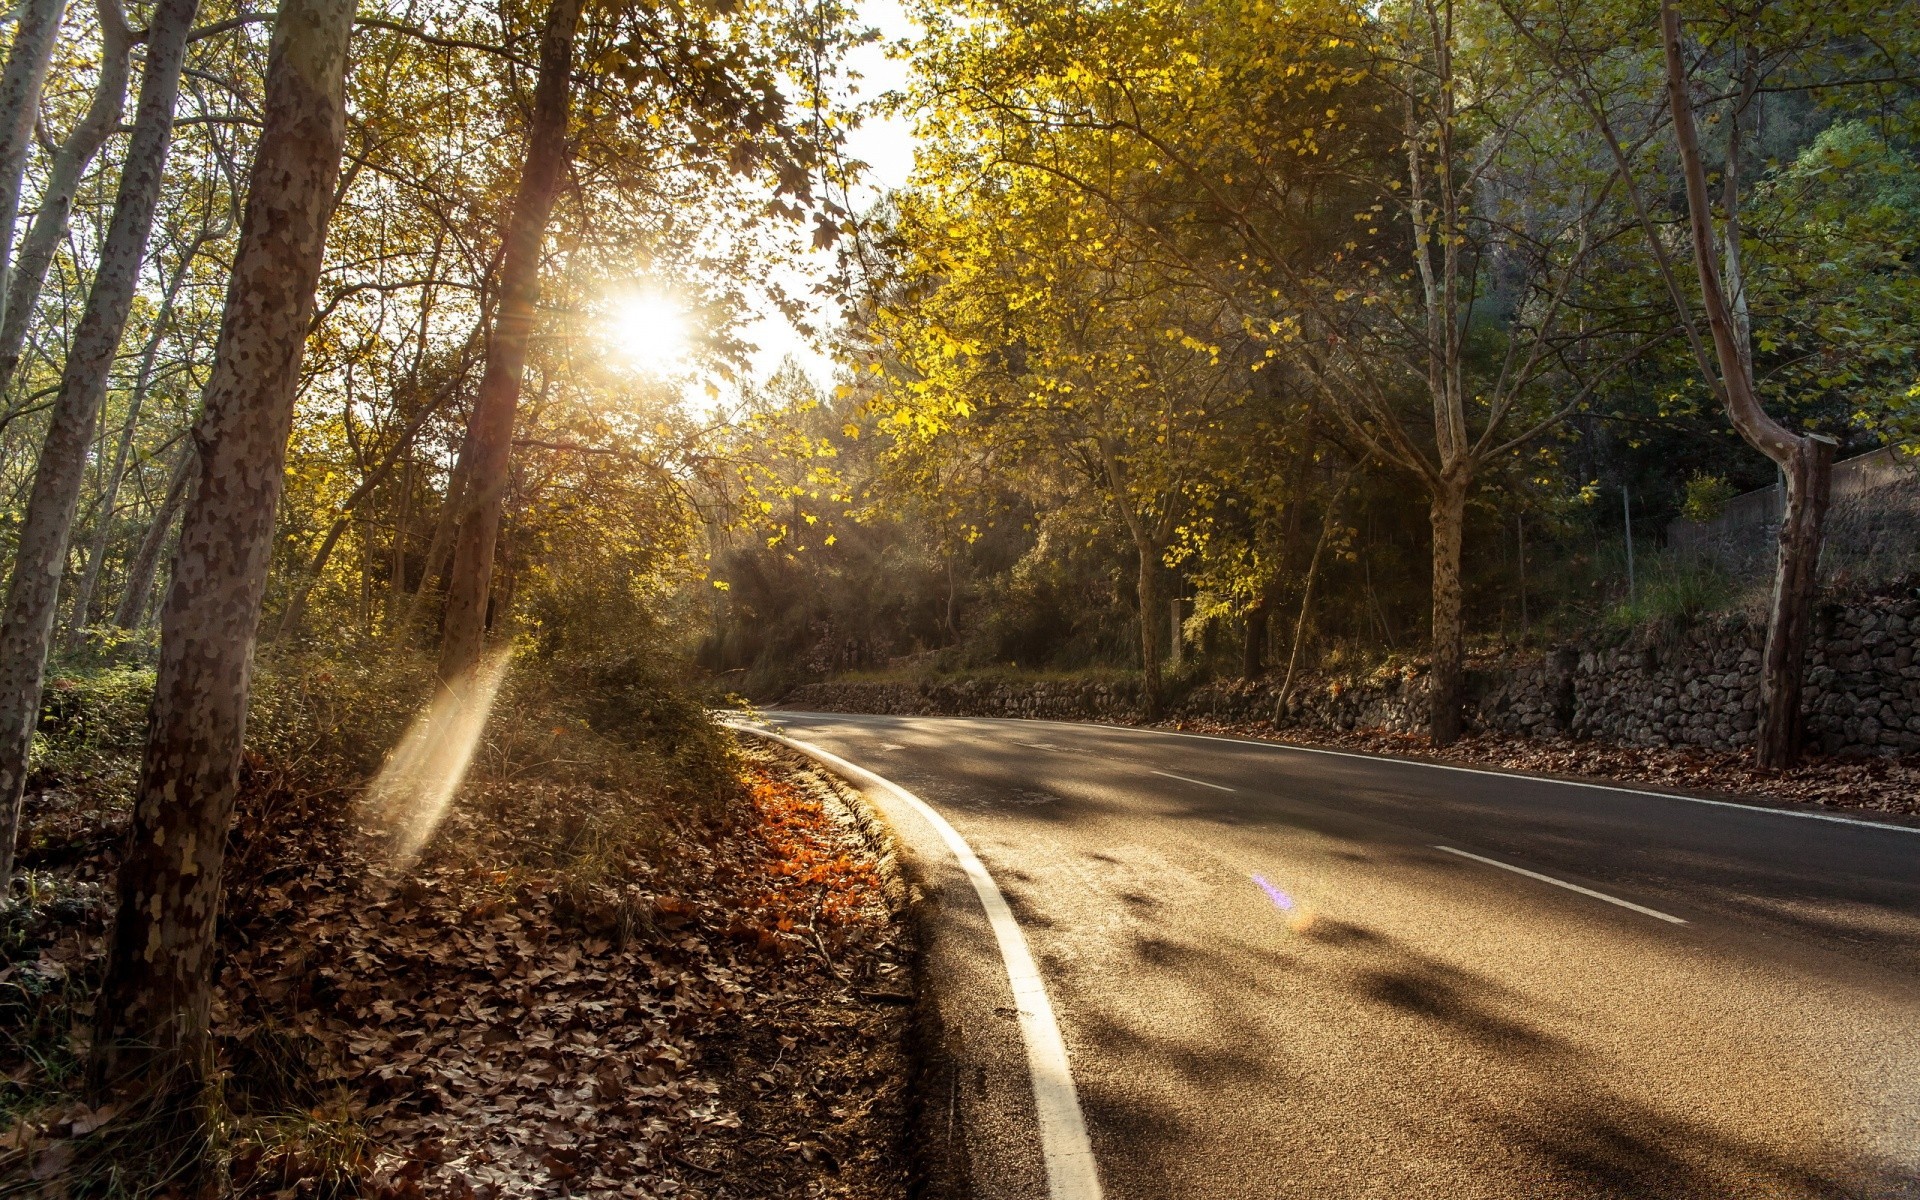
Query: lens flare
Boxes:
[
  {"xmin": 1252, "ymin": 872, "xmax": 1317, "ymax": 933},
  {"xmin": 361, "ymin": 649, "xmax": 515, "ymax": 866}
]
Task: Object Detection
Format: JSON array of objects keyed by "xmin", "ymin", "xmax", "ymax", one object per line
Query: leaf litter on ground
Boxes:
[
  {"xmin": 1157, "ymin": 717, "xmax": 1920, "ymax": 820},
  {"xmin": 2, "ymin": 723, "xmax": 912, "ymax": 1199}
]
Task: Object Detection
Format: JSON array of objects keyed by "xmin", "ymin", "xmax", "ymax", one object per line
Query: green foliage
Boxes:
[
  {"xmin": 30, "ymin": 666, "xmax": 156, "ymax": 812},
  {"xmin": 1680, "ymin": 473, "xmax": 1737, "ymax": 524}
]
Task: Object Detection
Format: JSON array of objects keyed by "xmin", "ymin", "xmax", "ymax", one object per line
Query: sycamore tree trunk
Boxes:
[
  {"xmin": 0, "ymin": 0, "xmax": 133, "ymax": 396},
  {"xmin": 0, "ymin": 0, "xmax": 69, "ymax": 334},
  {"xmin": 90, "ymin": 0, "xmax": 353, "ymax": 1122},
  {"xmin": 0, "ymin": 0, "xmax": 197, "ymax": 893},
  {"xmin": 111, "ymin": 446, "xmax": 194, "ymax": 630},
  {"xmin": 1764, "ymin": 436, "xmax": 1835, "ymax": 757},
  {"xmin": 1427, "ymin": 476, "xmax": 1469, "ymax": 746},
  {"xmin": 1241, "ymin": 599, "xmax": 1268, "ymax": 679},
  {"xmin": 1134, "ymin": 540, "xmax": 1163, "ymax": 719},
  {"xmin": 1662, "ymin": 1, "xmax": 1834, "ymax": 768},
  {"xmin": 437, "ymin": 0, "xmax": 581, "ymax": 684}
]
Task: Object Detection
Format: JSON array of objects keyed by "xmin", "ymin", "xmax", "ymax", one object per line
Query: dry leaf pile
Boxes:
[
  {"xmin": 3, "ymin": 734, "xmax": 912, "ymax": 1199},
  {"xmin": 1160, "ymin": 718, "xmax": 1920, "ymax": 819}
]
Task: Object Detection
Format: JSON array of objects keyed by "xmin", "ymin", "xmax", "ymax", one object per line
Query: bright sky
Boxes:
[{"xmin": 736, "ymin": 0, "xmax": 921, "ymax": 390}]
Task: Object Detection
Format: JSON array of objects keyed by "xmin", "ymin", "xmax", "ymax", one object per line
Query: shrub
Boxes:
[{"xmin": 1681, "ymin": 472, "xmax": 1737, "ymax": 523}]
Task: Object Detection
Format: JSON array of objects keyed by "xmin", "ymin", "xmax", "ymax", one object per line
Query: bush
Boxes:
[{"xmin": 1681, "ymin": 472, "xmax": 1737, "ymax": 523}]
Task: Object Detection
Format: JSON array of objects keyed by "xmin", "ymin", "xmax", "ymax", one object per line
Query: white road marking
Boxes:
[
  {"xmin": 880, "ymin": 743, "xmax": 905, "ymax": 751},
  {"xmin": 725, "ymin": 721, "xmax": 1105, "ymax": 1200},
  {"xmin": 1434, "ymin": 845, "xmax": 1688, "ymax": 924},
  {"xmin": 1149, "ymin": 769, "xmax": 1236, "ymax": 793}
]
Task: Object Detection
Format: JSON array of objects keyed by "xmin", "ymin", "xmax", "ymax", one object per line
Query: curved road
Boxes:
[{"xmin": 755, "ymin": 711, "xmax": 1920, "ymax": 1200}]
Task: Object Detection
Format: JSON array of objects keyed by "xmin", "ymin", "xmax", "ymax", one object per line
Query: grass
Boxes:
[{"xmin": 1602, "ymin": 555, "xmax": 1747, "ymax": 641}]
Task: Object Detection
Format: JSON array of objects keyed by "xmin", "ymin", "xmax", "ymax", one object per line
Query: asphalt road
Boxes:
[{"xmin": 755, "ymin": 711, "xmax": 1920, "ymax": 1200}]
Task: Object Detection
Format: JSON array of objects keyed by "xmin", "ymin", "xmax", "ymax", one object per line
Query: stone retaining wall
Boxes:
[{"xmin": 781, "ymin": 596, "xmax": 1920, "ymax": 757}]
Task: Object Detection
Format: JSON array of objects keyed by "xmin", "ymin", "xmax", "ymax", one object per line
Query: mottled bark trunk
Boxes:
[
  {"xmin": 1427, "ymin": 478, "xmax": 1468, "ymax": 746},
  {"xmin": 111, "ymin": 446, "xmax": 193, "ymax": 630},
  {"xmin": 90, "ymin": 0, "xmax": 353, "ymax": 1124},
  {"xmin": 0, "ymin": 0, "xmax": 132, "ymax": 397},
  {"xmin": 1758, "ymin": 437, "xmax": 1834, "ymax": 766},
  {"xmin": 436, "ymin": 0, "xmax": 580, "ymax": 684},
  {"xmin": 0, "ymin": 0, "xmax": 69, "ymax": 335},
  {"xmin": 1662, "ymin": 1, "xmax": 1830, "ymax": 767},
  {"xmin": 0, "ymin": 0, "xmax": 196, "ymax": 893},
  {"xmin": 1135, "ymin": 542, "xmax": 1162, "ymax": 720}
]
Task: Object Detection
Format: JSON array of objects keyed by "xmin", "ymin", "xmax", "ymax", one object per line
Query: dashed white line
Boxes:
[
  {"xmin": 1434, "ymin": 845, "xmax": 1688, "ymax": 924},
  {"xmin": 726, "ymin": 721, "xmax": 1104, "ymax": 1200},
  {"xmin": 1150, "ymin": 769, "xmax": 1236, "ymax": 793}
]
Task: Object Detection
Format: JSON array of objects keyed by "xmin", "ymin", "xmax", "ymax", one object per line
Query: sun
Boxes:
[{"xmin": 603, "ymin": 290, "xmax": 690, "ymax": 373}]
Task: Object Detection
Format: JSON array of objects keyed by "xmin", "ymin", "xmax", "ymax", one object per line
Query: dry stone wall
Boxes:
[{"xmin": 781, "ymin": 595, "xmax": 1920, "ymax": 758}]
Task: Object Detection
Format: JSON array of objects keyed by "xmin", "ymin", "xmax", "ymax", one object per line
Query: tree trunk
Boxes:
[
  {"xmin": 0, "ymin": 0, "xmax": 133, "ymax": 397},
  {"xmin": 1135, "ymin": 541, "xmax": 1162, "ymax": 719},
  {"xmin": 0, "ymin": 0, "xmax": 69, "ymax": 336},
  {"xmin": 0, "ymin": 0, "xmax": 198, "ymax": 894},
  {"xmin": 1661, "ymin": 0, "xmax": 1831, "ymax": 767},
  {"xmin": 1427, "ymin": 477, "xmax": 1468, "ymax": 746},
  {"xmin": 1758, "ymin": 436, "xmax": 1834, "ymax": 766},
  {"xmin": 1241, "ymin": 599, "xmax": 1268, "ymax": 679},
  {"xmin": 111, "ymin": 445, "xmax": 193, "ymax": 630},
  {"xmin": 436, "ymin": 0, "xmax": 581, "ymax": 684},
  {"xmin": 90, "ymin": 0, "xmax": 353, "ymax": 1128}
]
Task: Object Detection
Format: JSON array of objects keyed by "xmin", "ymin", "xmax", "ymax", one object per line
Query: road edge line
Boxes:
[
  {"xmin": 915, "ymin": 712, "xmax": 1920, "ymax": 836},
  {"xmin": 725, "ymin": 720, "xmax": 1105, "ymax": 1200}
]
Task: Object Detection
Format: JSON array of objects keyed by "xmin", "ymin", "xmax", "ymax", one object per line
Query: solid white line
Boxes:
[
  {"xmin": 1434, "ymin": 845, "xmax": 1688, "ymax": 924},
  {"xmin": 956, "ymin": 714, "xmax": 1920, "ymax": 837},
  {"xmin": 725, "ymin": 721, "xmax": 1105, "ymax": 1200},
  {"xmin": 1149, "ymin": 769, "xmax": 1236, "ymax": 793}
]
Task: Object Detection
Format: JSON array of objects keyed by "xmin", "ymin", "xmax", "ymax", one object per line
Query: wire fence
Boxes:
[{"xmin": 1665, "ymin": 447, "xmax": 1920, "ymax": 586}]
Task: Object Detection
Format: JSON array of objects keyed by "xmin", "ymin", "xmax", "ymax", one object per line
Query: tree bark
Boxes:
[
  {"xmin": 1241, "ymin": 599, "xmax": 1268, "ymax": 679},
  {"xmin": 0, "ymin": 0, "xmax": 69, "ymax": 337},
  {"xmin": 111, "ymin": 445, "xmax": 193, "ymax": 630},
  {"xmin": 1759, "ymin": 436, "xmax": 1834, "ymax": 765},
  {"xmin": 1427, "ymin": 476, "xmax": 1469, "ymax": 745},
  {"xmin": 90, "ymin": 0, "xmax": 353, "ymax": 1125},
  {"xmin": 0, "ymin": 0, "xmax": 133, "ymax": 397},
  {"xmin": 1134, "ymin": 539, "xmax": 1162, "ymax": 719},
  {"xmin": 436, "ymin": 0, "xmax": 581, "ymax": 684},
  {"xmin": 0, "ymin": 0, "xmax": 198, "ymax": 894},
  {"xmin": 1661, "ymin": 0, "xmax": 1833, "ymax": 767}
]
